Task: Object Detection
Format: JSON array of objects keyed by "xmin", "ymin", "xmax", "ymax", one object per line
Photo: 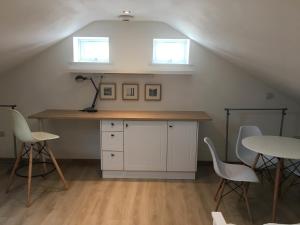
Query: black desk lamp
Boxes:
[{"xmin": 75, "ymin": 75, "xmax": 101, "ymax": 113}]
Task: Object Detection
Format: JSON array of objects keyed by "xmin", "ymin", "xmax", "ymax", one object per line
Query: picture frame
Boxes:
[
  {"xmin": 145, "ymin": 84, "xmax": 161, "ymax": 101},
  {"xmin": 100, "ymin": 83, "xmax": 116, "ymax": 100},
  {"xmin": 122, "ymin": 83, "xmax": 139, "ymax": 100}
]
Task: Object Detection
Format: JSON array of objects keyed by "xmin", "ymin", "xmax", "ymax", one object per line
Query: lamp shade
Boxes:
[{"xmin": 75, "ymin": 75, "xmax": 88, "ymax": 81}]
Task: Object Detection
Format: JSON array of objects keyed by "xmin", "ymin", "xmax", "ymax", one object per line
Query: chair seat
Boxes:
[
  {"xmin": 31, "ymin": 132, "xmax": 59, "ymax": 142},
  {"xmin": 221, "ymin": 163, "xmax": 259, "ymax": 183}
]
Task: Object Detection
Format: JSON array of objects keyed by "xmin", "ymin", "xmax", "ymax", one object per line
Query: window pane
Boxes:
[
  {"xmin": 153, "ymin": 39, "xmax": 190, "ymax": 64},
  {"xmin": 73, "ymin": 37, "xmax": 109, "ymax": 63}
]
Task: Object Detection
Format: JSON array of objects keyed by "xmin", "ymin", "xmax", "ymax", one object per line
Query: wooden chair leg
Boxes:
[
  {"xmin": 6, "ymin": 143, "xmax": 25, "ymax": 193},
  {"xmin": 47, "ymin": 145, "xmax": 69, "ymax": 189},
  {"xmin": 27, "ymin": 146, "xmax": 33, "ymax": 207},
  {"xmin": 214, "ymin": 178, "xmax": 224, "ymax": 201},
  {"xmin": 272, "ymin": 158, "xmax": 283, "ymax": 222},
  {"xmin": 215, "ymin": 180, "xmax": 226, "ymax": 211},
  {"xmin": 242, "ymin": 182, "xmax": 253, "ymax": 223}
]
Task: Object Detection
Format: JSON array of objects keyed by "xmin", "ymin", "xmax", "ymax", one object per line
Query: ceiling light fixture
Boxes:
[
  {"xmin": 122, "ymin": 10, "xmax": 131, "ymax": 14},
  {"xmin": 119, "ymin": 10, "xmax": 134, "ymax": 22}
]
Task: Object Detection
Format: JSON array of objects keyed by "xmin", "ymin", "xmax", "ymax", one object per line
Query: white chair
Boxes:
[
  {"xmin": 204, "ymin": 137, "xmax": 259, "ymax": 221},
  {"xmin": 264, "ymin": 223, "xmax": 300, "ymax": 225},
  {"xmin": 236, "ymin": 126, "xmax": 278, "ymax": 170},
  {"xmin": 211, "ymin": 212, "xmax": 299, "ymax": 225},
  {"xmin": 212, "ymin": 212, "xmax": 235, "ymax": 225},
  {"xmin": 6, "ymin": 109, "xmax": 68, "ymax": 206}
]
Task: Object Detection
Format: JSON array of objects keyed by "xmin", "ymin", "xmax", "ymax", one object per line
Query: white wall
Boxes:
[{"xmin": 0, "ymin": 21, "xmax": 299, "ymax": 160}]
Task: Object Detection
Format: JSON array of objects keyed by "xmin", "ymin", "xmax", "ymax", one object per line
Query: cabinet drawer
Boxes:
[
  {"xmin": 102, "ymin": 132, "xmax": 123, "ymax": 151},
  {"xmin": 101, "ymin": 120, "xmax": 123, "ymax": 131},
  {"xmin": 102, "ymin": 151, "xmax": 123, "ymax": 170}
]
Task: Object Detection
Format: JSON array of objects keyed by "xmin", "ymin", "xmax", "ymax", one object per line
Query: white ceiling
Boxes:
[{"xmin": 1, "ymin": 0, "xmax": 300, "ymax": 101}]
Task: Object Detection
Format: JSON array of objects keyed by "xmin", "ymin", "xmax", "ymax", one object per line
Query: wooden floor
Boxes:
[{"xmin": 0, "ymin": 160, "xmax": 299, "ymax": 225}]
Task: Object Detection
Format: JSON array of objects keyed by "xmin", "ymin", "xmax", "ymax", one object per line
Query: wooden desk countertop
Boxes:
[{"xmin": 29, "ymin": 109, "xmax": 212, "ymax": 122}]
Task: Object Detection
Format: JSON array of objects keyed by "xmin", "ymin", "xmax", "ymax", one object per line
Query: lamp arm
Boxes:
[
  {"xmin": 89, "ymin": 78, "xmax": 98, "ymax": 90},
  {"xmin": 91, "ymin": 75, "xmax": 103, "ymax": 107},
  {"xmin": 91, "ymin": 88, "xmax": 100, "ymax": 109}
]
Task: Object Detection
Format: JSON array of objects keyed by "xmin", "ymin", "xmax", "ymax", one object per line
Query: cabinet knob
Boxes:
[
  {"xmin": 125, "ymin": 123, "xmax": 128, "ymax": 128},
  {"xmin": 169, "ymin": 125, "xmax": 173, "ymax": 128},
  {"xmin": 111, "ymin": 134, "xmax": 115, "ymax": 137},
  {"xmin": 111, "ymin": 123, "xmax": 114, "ymax": 126},
  {"xmin": 111, "ymin": 153, "xmax": 115, "ymax": 157}
]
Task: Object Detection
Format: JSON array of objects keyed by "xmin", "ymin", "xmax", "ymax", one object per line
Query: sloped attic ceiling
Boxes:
[{"xmin": 0, "ymin": 0, "xmax": 299, "ymax": 101}]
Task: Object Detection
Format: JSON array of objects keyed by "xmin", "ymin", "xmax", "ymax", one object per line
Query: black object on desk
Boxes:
[{"xmin": 75, "ymin": 75, "xmax": 102, "ymax": 113}]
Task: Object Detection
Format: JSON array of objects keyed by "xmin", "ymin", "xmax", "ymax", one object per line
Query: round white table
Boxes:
[{"xmin": 242, "ymin": 136, "xmax": 300, "ymax": 222}]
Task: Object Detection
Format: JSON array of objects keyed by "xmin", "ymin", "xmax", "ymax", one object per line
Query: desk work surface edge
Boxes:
[{"xmin": 29, "ymin": 109, "xmax": 212, "ymax": 121}]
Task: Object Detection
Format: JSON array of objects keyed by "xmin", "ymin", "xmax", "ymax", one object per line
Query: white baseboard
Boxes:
[{"xmin": 102, "ymin": 170, "xmax": 195, "ymax": 180}]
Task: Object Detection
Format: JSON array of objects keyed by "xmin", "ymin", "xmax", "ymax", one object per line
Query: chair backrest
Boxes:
[
  {"xmin": 204, "ymin": 137, "xmax": 225, "ymax": 178},
  {"xmin": 9, "ymin": 109, "xmax": 33, "ymax": 143},
  {"xmin": 236, "ymin": 126, "xmax": 262, "ymax": 164}
]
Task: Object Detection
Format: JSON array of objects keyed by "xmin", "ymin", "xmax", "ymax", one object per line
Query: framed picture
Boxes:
[
  {"xmin": 122, "ymin": 83, "xmax": 139, "ymax": 100},
  {"xmin": 145, "ymin": 84, "xmax": 161, "ymax": 101},
  {"xmin": 100, "ymin": 83, "xmax": 116, "ymax": 100}
]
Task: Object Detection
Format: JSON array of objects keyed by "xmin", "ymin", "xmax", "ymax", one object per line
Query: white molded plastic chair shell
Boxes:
[
  {"xmin": 236, "ymin": 126, "xmax": 262, "ymax": 167},
  {"xmin": 204, "ymin": 137, "xmax": 259, "ymax": 183},
  {"xmin": 10, "ymin": 109, "xmax": 59, "ymax": 143},
  {"xmin": 264, "ymin": 223, "xmax": 300, "ymax": 225},
  {"xmin": 212, "ymin": 212, "xmax": 236, "ymax": 225},
  {"xmin": 211, "ymin": 212, "xmax": 299, "ymax": 225},
  {"xmin": 204, "ymin": 137, "xmax": 224, "ymax": 178},
  {"xmin": 10, "ymin": 109, "xmax": 34, "ymax": 143},
  {"xmin": 236, "ymin": 126, "xmax": 277, "ymax": 168}
]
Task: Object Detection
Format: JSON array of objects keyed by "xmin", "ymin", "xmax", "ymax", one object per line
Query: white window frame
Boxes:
[
  {"xmin": 152, "ymin": 39, "xmax": 190, "ymax": 65},
  {"xmin": 73, "ymin": 37, "xmax": 110, "ymax": 63}
]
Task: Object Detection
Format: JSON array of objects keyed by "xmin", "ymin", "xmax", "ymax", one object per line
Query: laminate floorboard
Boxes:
[{"xmin": 0, "ymin": 160, "xmax": 299, "ymax": 225}]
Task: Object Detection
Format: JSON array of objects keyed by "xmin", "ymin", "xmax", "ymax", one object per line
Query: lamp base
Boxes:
[{"xmin": 80, "ymin": 107, "xmax": 98, "ymax": 113}]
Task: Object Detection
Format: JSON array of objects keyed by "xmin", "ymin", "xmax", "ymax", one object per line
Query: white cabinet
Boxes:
[
  {"xmin": 124, "ymin": 121, "xmax": 167, "ymax": 171},
  {"xmin": 101, "ymin": 119, "xmax": 198, "ymax": 179},
  {"xmin": 167, "ymin": 121, "xmax": 198, "ymax": 172}
]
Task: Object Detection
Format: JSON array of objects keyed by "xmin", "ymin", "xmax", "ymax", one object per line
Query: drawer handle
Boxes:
[
  {"xmin": 169, "ymin": 125, "xmax": 173, "ymax": 128},
  {"xmin": 111, "ymin": 153, "xmax": 115, "ymax": 157},
  {"xmin": 125, "ymin": 123, "xmax": 128, "ymax": 128},
  {"xmin": 111, "ymin": 134, "xmax": 115, "ymax": 137},
  {"xmin": 111, "ymin": 123, "xmax": 115, "ymax": 126}
]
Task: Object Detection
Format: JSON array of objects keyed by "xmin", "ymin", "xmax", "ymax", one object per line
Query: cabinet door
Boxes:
[
  {"xmin": 124, "ymin": 121, "xmax": 167, "ymax": 171},
  {"xmin": 167, "ymin": 121, "xmax": 198, "ymax": 172}
]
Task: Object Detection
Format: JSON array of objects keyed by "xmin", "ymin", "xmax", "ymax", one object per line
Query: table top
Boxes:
[
  {"xmin": 242, "ymin": 136, "xmax": 300, "ymax": 159},
  {"xmin": 29, "ymin": 109, "xmax": 212, "ymax": 122}
]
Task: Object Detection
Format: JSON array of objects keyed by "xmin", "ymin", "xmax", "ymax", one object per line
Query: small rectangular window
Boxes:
[
  {"xmin": 152, "ymin": 39, "xmax": 190, "ymax": 64},
  {"xmin": 73, "ymin": 37, "xmax": 109, "ymax": 63}
]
